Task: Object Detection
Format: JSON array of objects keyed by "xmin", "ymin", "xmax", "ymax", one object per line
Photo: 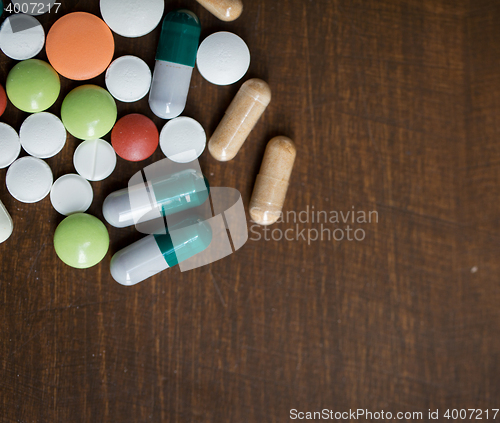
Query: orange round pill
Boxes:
[
  {"xmin": 46, "ymin": 12, "xmax": 114, "ymax": 81},
  {"xmin": 0, "ymin": 84, "xmax": 7, "ymax": 117},
  {"xmin": 111, "ymin": 114, "xmax": 159, "ymax": 162}
]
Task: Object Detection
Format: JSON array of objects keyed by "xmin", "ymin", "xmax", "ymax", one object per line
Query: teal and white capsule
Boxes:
[
  {"xmin": 149, "ymin": 9, "xmax": 201, "ymax": 119},
  {"xmin": 110, "ymin": 218, "xmax": 212, "ymax": 286},
  {"xmin": 103, "ymin": 168, "xmax": 210, "ymax": 228}
]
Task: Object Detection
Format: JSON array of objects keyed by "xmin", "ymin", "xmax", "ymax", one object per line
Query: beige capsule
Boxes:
[
  {"xmin": 208, "ymin": 79, "xmax": 271, "ymax": 162},
  {"xmin": 249, "ymin": 136, "xmax": 297, "ymax": 226},
  {"xmin": 195, "ymin": 0, "xmax": 243, "ymax": 21}
]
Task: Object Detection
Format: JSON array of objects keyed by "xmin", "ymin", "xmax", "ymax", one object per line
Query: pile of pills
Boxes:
[{"xmin": 0, "ymin": 0, "xmax": 297, "ymax": 283}]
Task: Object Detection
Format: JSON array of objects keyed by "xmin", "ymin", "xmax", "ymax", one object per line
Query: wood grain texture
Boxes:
[{"xmin": 1, "ymin": 0, "xmax": 499, "ymax": 421}]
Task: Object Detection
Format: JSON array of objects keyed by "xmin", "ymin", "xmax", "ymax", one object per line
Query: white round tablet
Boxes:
[
  {"xmin": 50, "ymin": 174, "xmax": 93, "ymax": 216},
  {"xmin": 0, "ymin": 14, "xmax": 45, "ymax": 60},
  {"xmin": 19, "ymin": 112, "xmax": 67, "ymax": 159},
  {"xmin": 6, "ymin": 157, "xmax": 53, "ymax": 203},
  {"xmin": 0, "ymin": 123, "xmax": 21, "ymax": 169},
  {"xmin": 196, "ymin": 32, "xmax": 251, "ymax": 86},
  {"xmin": 100, "ymin": 0, "xmax": 164, "ymax": 38},
  {"xmin": 73, "ymin": 139, "xmax": 117, "ymax": 181},
  {"xmin": 159, "ymin": 117, "xmax": 206, "ymax": 163},
  {"xmin": 105, "ymin": 55, "xmax": 152, "ymax": 103}
]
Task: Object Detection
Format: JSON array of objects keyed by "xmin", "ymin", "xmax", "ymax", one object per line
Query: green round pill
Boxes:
[
  {"xmin": 6, "ymin": 59, "xmax": 60, "ymax": 113},
  {"xmin": 54, "ymin": 213, "xmax": 110, "ymax": 269},
  {"xmin": 61, "ymin": 85, "xmax": 117, "ymax": 140}
]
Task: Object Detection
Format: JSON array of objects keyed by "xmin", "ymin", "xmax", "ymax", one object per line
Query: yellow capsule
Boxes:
[
  {"xmin": 195, "ymin": 0, "xmax": 243, "ymax": 21},
  {"xmin": 249, "ymin": 136, "xmax": 296, "ymax": 226},
  {"xmin": 208, "ymin": 78, "xmax": 271, "ymax": 161}
]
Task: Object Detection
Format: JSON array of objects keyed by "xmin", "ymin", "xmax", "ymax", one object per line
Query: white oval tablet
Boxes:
[
  {"xmin": 50, "ymin": 174, "xmax": 93, "ymax": 216},
  {"xmin": 0, "ymin": 14, "xmax": 45, "ymax": 60},
  {"xmin": 19, "ymin": 112, "xmax": 67, "ymax": 159},
  {"xmin": 0, "ymin": 199, "xmax": 14, "ymax": 244},
  {"xmin": 196, "ymin": 32, "xmax": 250, "ymax": 86},
  {"xmin": 73, "ymin": 139, "xmax": 117, "ymax": 181},
  {"xmin": 105, "ymin": 55, "xmax": 152, "ymax": 103},
  {"xmin": 159, "ymin": 117, "xmax": 206, "ymax": 163},
  {"xmin": 6, "ymin": 157, "xmax": 53, "ymax": 203},
  {"xmin": 100, "ymin": 0, "xmax": 164, "ymax": 38},
  {"xmin": 0, "ymin": 123, "xmax": 21, "ymax": 169}
]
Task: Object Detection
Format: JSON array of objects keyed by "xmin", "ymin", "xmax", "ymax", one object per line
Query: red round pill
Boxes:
[
  {"xmin": 0, "ymin": 84, "xmax": 7, "ymax": 117},
  {"xmin": 111, "ymin": 114, "xmax": 159, "ymax": 161}
]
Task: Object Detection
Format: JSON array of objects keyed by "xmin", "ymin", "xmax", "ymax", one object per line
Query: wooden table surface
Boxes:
[{"xmin": 1, "ymin": 0, "xmax": 500, "ymax": 421}]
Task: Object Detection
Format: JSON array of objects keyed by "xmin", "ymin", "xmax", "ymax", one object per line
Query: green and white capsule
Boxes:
[
  {"xmin": 102, "ymin": 168, "xmax": 210, "ymax": 228},
  {"xmin": 110, "ymin": 218, "xmax": 212, "ymax": 286},
  {"xmin": 149, "ymin": 9, "xmax": 201, "ymax": 119}
]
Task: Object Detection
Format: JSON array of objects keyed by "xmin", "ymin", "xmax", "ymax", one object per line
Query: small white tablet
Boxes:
[
  {"xmin": 73, "ymin": 139, "xmax": 117, "ymax": 181},
  {"xmin": 100, "ymin": 0, "xmax": 164, "ymax": 38},
  {"xmin": 105, "ymin": 56, "xmax": 152, "ymax": 103},
  {"xmin": 0, "ymin": 14, "xmax": 45, "ymax": 60},
  {"xmin": 0, "ymin": 123, "xmax": 21, "ymax": 169},
  {"xmin": 159, "ymin": 117, "xmax": 206, "ymax": 163},
  {"xmin": 6, "ymin": 157, "xmax": 53, "ymax": 203},
  {"xmin": 20, "ymin": 112, "xmax": 67, "ymax": 159},
  {"xmin": 0, "ymin": 199, "xmax": 13, "ymax": 244},
  {"xmin": 50, "ymin": 174, "xmax": 93, "ymax": 216},
  {"xmin": 196, "ymin": 32, "xmax": 251, "ymax": 86}
]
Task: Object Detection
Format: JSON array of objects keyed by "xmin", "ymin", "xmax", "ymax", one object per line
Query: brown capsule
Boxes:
[
  {"xmin": 208, "ymin": 79, "xmax": 271, "ymax": 162},
  {"xmin": 195, "ymin": 0, "xmax": 243, "ymax": 21},
  {"xmin": 249, "ymin": 136, "xmax": 297, "ymax": 226}
]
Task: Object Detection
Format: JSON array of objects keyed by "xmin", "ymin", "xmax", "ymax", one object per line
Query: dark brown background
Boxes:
[{"xmin": 1, "ymin": 0, "xmax": 499, "ymax": 421}]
